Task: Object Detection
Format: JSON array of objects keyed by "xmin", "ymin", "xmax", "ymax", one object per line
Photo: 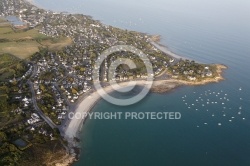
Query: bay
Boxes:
[{"xmin": 33, "ymin": 0, "xmax": 250, "ymax": 165}]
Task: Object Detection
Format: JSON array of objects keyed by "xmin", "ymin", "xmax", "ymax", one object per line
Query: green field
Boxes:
[
  {"xmin": 0, "ymin": 54, "xmax": 21, "ymax": 81},
  {"xmin": 0, "ymin": 41, "xmax": 40, "ymax": 59},
  {"xmin": 0, "ymin": 19, "xmax": 72, "ymax": 59}
]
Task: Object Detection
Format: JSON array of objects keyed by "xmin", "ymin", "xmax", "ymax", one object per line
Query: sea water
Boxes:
[{"xmin": 33, "ymin": 0, "xmax": 250, "ymax": 165}]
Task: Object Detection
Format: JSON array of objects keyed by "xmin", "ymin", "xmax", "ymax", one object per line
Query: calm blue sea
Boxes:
[{"xmin": 34, "ymin": 0, "xmax": 250, "ymax": 165}]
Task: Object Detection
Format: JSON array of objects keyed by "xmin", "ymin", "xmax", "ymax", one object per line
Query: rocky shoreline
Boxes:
[
  {"xmin": 63, "ymin": 63, "xmax": 227, "ymax": 166},
  {"xmin": 150, "ymin": 64, "xmax": 227, "ymax": 93}
]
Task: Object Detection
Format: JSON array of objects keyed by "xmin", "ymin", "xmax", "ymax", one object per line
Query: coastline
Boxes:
[
  {"xmin": 63, "ymin": 63, "xmax": 227, "ymax": 140},
  {"xmin": 16, "ymin": 1, "xmax": 228, "ymax": 166},
  {"xmin": 64, "ymin": 80, "xmax": 162, "ymax": 140},
  {"xmin": 150, "ymin": 40, "xmax": 185, "ymax": 60},
  {"xmin": 60, "ymin": 29, "xmax": 227, "ymax": 166},
  {"xmin": 62, "ymin": 62, "xmax": 227, "ymax": 157},
  {"xmin": 62, "ymin": 79, "xmax": 183, "ymax": 165},
  {"xmin": 169, "ymin": 64, "xmax": 227, "ymax": 86}
]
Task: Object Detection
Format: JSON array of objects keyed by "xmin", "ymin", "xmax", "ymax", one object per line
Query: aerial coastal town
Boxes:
[{"xmin": 0, "ymin": 0, "xmax": 225, "ymax": 165}]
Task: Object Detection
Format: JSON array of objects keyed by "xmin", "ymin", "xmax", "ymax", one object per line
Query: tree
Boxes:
[
  {"xmin": 71, "ymin": 88, "xmax": 78, "ymax": 94},
  {"xmin": 0, "ymin": 131, "xmax": 7, "ymax": 142}
]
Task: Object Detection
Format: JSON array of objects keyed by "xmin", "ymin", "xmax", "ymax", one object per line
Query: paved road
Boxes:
[
  {"xmin": 28, "ymin": 80, "xmax": 57, "ymax": 129},
  {"xmin": 27, "ymin": 63, "xmax": 57, "ymax": 129}
]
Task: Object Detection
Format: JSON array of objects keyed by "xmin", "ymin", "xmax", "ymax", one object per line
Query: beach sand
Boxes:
[
  {"xmin": 64, "ymin": 64, "xmax": 226, "ymax": 139},
  {"xmin": 61, "ymin": 62, "xmax": 226, "ymax": 166},
  {"xmin": 64, "ymin": 80, "xmax": 153, "ymax": 139}
]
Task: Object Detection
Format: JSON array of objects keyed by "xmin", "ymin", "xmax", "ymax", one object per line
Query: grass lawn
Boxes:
[
  {"xmin": 40, "ymin": 37, "xmax": 72, "ymax": 51},
  {"xmin": 0, "ymin": 41, "xmax": 40, "ymax": 59},
  {"xmin": 0, "ymin": 28, "xmax": 47, "ymax": 41},
  {"xmin": 0, "ymin": 18, "xmax": 72, "ymax": 59},
  {"xmin": 0, "ymin": 26, "xmax": 13, "ymax": 34}
]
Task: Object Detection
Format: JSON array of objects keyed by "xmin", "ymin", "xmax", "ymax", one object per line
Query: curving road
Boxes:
[
  {"xmin": 28, "ymin": 80, "xmax": 57, "ymax": 129},
  {"xmin": 28, "ymin": 63, "xmax": 57, "ymax": 129}
]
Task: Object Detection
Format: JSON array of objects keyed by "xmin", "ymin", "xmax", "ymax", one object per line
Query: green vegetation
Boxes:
[
  {"xmin": 38, "ymin": 83, "xmax": 61, "ymax": 125},
  {"xmin": 0, "ymin": 54, "xmax": 27, "ymax": 81},
  {"xmin": 0, "ymin": 129, "xmax": 64, "ymax": 166},
  {"xmin": 168, "ymin": 59, "xmax": 218, "ymax": 81},
  {"xmin": 0, "ymin": 41, "xmax": 41, "ymax": 59},
  {"xmin": 0, "ymin": 20, "xmax": 72, "ymax": 59},
  {"xmin": 39, "ymin": 37, "xmax": 72, "ymax": 52}
]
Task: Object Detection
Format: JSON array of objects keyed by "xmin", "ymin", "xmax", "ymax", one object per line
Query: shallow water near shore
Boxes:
[{"xmin": 33, "ymin": 0, "xmax": 250, "ymax": 165}]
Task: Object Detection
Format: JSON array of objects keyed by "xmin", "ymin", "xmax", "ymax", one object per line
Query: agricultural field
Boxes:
[
  {"xmin": 0, "ymin": 41, "xmax": 40, "ymax": 59},
  {"xmin": 0, "ymin": 18, "xmax": 72, "ymax": 59}
]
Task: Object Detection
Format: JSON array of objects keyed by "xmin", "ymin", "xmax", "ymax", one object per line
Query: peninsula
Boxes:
[{"xmin": 0, "ymin": 0, "xmax": 226, "ymax": 165}]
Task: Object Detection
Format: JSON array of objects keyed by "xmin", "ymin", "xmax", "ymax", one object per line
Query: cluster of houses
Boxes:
[
  {"xmin": 50, "ymin": 85, "xmax": 69, "ymax": 120},
  {"xmin": 31, "ymin": 51, "xmax": 95, "ymax": 121},
  {"xmin": 33, "ymin": 77, "xmax": 69, "ymax": 122},
  {"xmin": 0, "ymin": 0, "xmax": 45, "ymax": 28},
  {"xmin": 9, "ymin": 64, "xmax": 33, "ymax": 83},
  {"xmin": 27, "ymin": 113, "xmax": 40, "ymax": 125},
  {"xmin": 1, "ymin": 0, "xmax": 186, "ymax": 129},
  {"xmin": 170, "ymin": 60, "xmax": 214, "ymax": 81},
  {"xmin": 30, "ymin": 126, "xmax": 55, "ymax": 140},
  {"xmin": 22, "ymin": 96, "xmax": 31, "ymax": 108}
]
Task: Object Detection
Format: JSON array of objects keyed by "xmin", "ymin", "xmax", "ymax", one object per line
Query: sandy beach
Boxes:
[
  {"xmin": 151, "ymin": 41, "xmax": 189, "ymax": 60},
  {"xmin": 55, "ymin": 63, "xmax": 227, "ymax": 166},
  {"xmin": 61, "ymin": 31, "xmax": 227, "ymax": 166},
  {"xmin": 63, "ymin": 63, "xmax": 227, "ymax": 140},
  {"xmin": 64, "ymin": 80, "xmax": 153, "ymax": 139}
]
